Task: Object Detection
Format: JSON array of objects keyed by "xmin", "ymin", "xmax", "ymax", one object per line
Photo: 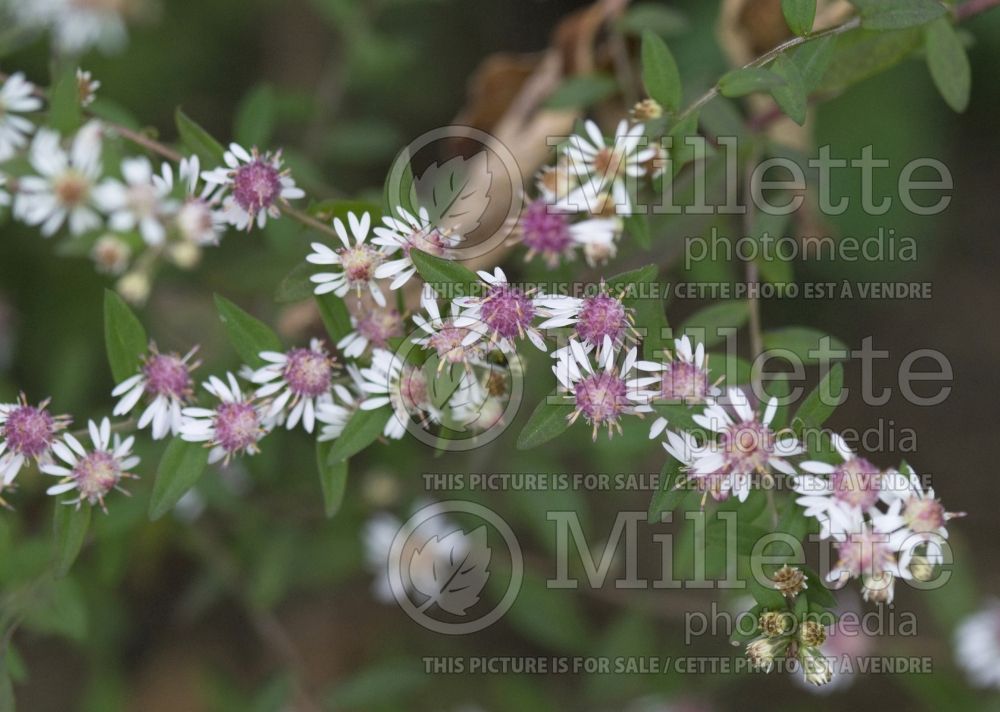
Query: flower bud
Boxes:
[
  {"xmin": 772, "ymin": 564, "xmax": 808, "ymax": 598},
  {"xmin": 632, "ymin": 98, "xmax": 663, "ymax": 121}
]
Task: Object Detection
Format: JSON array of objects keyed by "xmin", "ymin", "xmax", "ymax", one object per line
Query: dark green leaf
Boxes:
[
  {"xmin": 769, "ymin": 54, "xmax": 807, "ymax": 125},
  {"xmin": 793, "ymin": 35, "xmax": 836, "ymax": 91},
  {"xmin": 275, "ymin": 262, "xmax": 318, "ymax": 303},
  {"xmin": 48, "ymin": 64, "xmax": 83, "ymax": 134},
  {"xmin": 718, "ymin": 68, "xmax": 786, "ymax": 98},
  {"xmin": 103, "ymin": 289, "xmax": 148, "ymax": 383},
  {"xmin": 852, "ymin": 0, "xmax": 946, "ymax": 31},
  {"xmin": 316, "ymin": 441, "xmax": 348, "ymax": 518},
  {"xmin": 516, "ymin": 392, "xmax": 573, "ymax": 450},
  {"xmin": 647, "ymin": 458, "xmax": 684, "ymax": 524},
  {"xmin": 925, "ymin": 18, "xmax": 971, "ymax": 113},
  {"xmin": 820, "ymin": 28, "xmax": 922, "ymax": 93},
  {"xmin": 52, "ymin": 502, "xmax": 90, "ymax": 576},
  {"xmin": 545, "ymin": 74, "xmax": 618, "ymax": 109},
  {"xmin": 410, "ymin": 249, "xmax": 480, "ymax": 300},
  {"xmin": 149, "ymin": 439, "xmax": 210, "ymax": 521},
  {"xmin": 234, "ymin": 84, "xmax": 277, "ymax": 147},
  {"xmin": 315, "ymin": 293, "xmax": 352, "ymax": 343},
  {"xmin": 625, "ymin": 213, "xmax": 651, "ymax": 249},
  {"xmin": 793, "ymin": 363, "xmax": 844, "ymax": 435},
  {"xmin": 618, "ymin": 4, "xmax": 689, "ymax": 38},
  {"xmin": 175, "ymin": 107, "xmax": 226, "ymax": 166},
  {"xmin": 781, "ymin": 0, "xmax": 817, "ymax": 36},
  {"xmin": 761, "ymin": 327, "xmax": 847, "ymax": 365},
  {"xmin": 327, "ymin": 407, "xmax": 390, "ymax": 465},
  {"xmin": 214, "ymin": 294, "xmax": 283, "ymax": 368},
  {"xmin": 680, "ymin": 301, "xmax": 749, "ymax": 347},
  {"xmin": 641, "ymin": 32, "xmax": 682, "ymax": 112}
]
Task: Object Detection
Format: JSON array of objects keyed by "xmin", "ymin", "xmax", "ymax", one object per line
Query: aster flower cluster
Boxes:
[
  {"xmin": 0, "ymin": 71, "xmax": 305, "ymax": 304},
  {"xmin": 516, "ymin": 118, "xmax": 661, "ymax": 269}
]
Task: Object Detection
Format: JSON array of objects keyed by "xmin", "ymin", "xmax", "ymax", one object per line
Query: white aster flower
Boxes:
[
  {"xmin": 647, "ymin": 335, "xmax": 721, "ymax": 439},
  {"xmin": 250, "ymin": 338, "xmax": 337, "ymax": 434},
  {"xmin": 111, "ymin": 343, "xmax": 199, "ymax": 439},
  {"xmin": 180, "ymin": 373, "xmax": 269, "ymax": 465},
  {"xmin": 316, "ymin": 378, "xmax": 362, "ymax": 443},
  {"xmin": 372, "ymin": 205, "xmax": 461, "ymax": 289},
  {"xmin": 663, "ymin": 387, "xmax": 802, "ymax": 504},
  {"xmin": 201, "ymin": 143, "xmax": 304, "ymax": 230},
  {"xmin": 90, "ymin": 233, "xmax": 132, "ymax": 274},
  {"xmin": 42, "ymin": 417, "xmax": 139, "ymax": 512},
  {"xmin": 0, "ymin": 72, "xmax": 42, "ymax": 162},
  {"xmin": 13, "ymin": 121, "xmax": 103, "ymax": 237},
  {"xmin": 553, "ymin": 340, "xmax": 660, "ymax": 440},
  {"xmin": 11, "ymin": 0, "xmax": 129, "ymax": 54},
  {"xmin": 412, "ymin": 288, "xmax": 487, "ymax": 369},
  {"xmin": 155, "ymin": 155, "xmax": 226, "ymax": 246},
  {"xmin": 826, "ymin": 520, "xmax": 910, "ymax": 605},
  {"xmin": 453, "ymin": 267, "xmax": 564, "ymax": 354},
  {"xmin": 560, "ymin": 119, "xmax": 655, "ymax": 215},
  {"xmin": 337, "ymin": 307, "xmax": 403, "ymax": 358},
  {"xmin": 955, "ymin": 602, "xmax": 1000, "ymax": 689},
  {"xmin": 358, "ymin": 348, "xmax": 440, "ymax": 440},
  {"xmin": 0, "ymin": 394, "xmax": 72, "ymax": 486},
  {"xmin": 307, "ymin": 211, "xmax": 389, "ymax": 306},
  {"xmin": 793, "ymin": 433, "xmax": 894, "ymax": 538},
  {"xmin": 94, "ymin": 156, "xmax": 175, "ymax": 245}
]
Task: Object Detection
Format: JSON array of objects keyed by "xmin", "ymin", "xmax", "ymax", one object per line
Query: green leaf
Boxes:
[
  {"xmin": 48, "ymin": 64, "xmax": 83, "ymax": 134},
  {"xmin": 103, "ymin": 289, "xmax": 148, "ymax": 383},
  {"xmin": 52, "ymin": 502, "xmax": 90, "ymax": 576},
  {"xmin": 275, "ymin": 262, "xmax": 318, "ymax": 303},
  {"xmin": 820, "ymin": 28, "xmax": 922, "ymax": 93},
  {"xmin": 647, "ymin": 458, "xmax": 684, "ymax": 524},
  {"xmin": 793, "ymin": 35, "xmax": 836, "ymax": 91},
  {"xmin": 793, "ymin": 363, "xmax": 844, "ymax": 435},
  {"xmin": 925, "ymin": 18, "xmax": 971, "ymax": 113},
  {"xmin": 618, "ymin": 4, "xmax": 688, "ymax": 38},
  {"xmin": 175, "ymin": 107, "xmax": 226, "ymax": 166},
  {"xmin": 326, "ymin": 407, "xmax": 390, "ymax": 465},
  {"xmin": 625, "ymin": 212, "xmax": 651, "ymax": 249},
  {"xmin": 680, "ymin": 301, "xmax": 749, "ymax": 347},
  {"xmin": 641, "ymin": 31, "xmax": 682, "ymax": 112},
  {"xmin": 315, "ymin": 293, "xmax": 353, "ymax": 343},
  {"xmin": 516, "ymin": 392, "xmax": 573, "ymax": 450},
  {"xmin": 214, "ymin": 294, "xmax": 283, "ymax": 369},
  {"xmin": 409, "ymin": 249, "xmax": 480, "ymax": 299},
  {"xmin": 502, "ymin": 572, "xmax": 591, "ymax": 653},
  {"xmin": 545, "ymin": 74, "xmax": 618, "ymax": 109},
  {"xmin": 802, "ymin": 566, "xmax": 838, "ymax": 608},
  {"xmin": 234, "ymin": 84, "xmax": 277, "ymax": 147},
  {"xmin": 748, "ymin": 574, "xmax": 788, "ymax": 609},
  {"xmin": 149, "ymin": 439, "xmax": 210, "ymax": 521},
  {"xmin": 718, "ymin": 68, "xmax": 786, "ymax": 98},
  {"xmin": 769, "ymin": 54, "xmax": 807, "ymax": 125},
  {"xmin": 761, "ymin": 327, "xmax": 847, "ymax": 365},
  {"xmin": 706, "ymin": 517, "xmax": 768, "ymax": 557},
  {"xmin": 316, "ymin": 441, "xmax": 348, "ymax": 518},
  {"xmin": 781, "ymin": 0, "xmax": 816, "ymax": 36},
  {"xmin": 851, "ymin": 0, "xmax": 946, "ymax": 31}
]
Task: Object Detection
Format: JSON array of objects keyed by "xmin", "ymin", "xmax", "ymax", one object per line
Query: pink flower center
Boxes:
[
  {"xmin": 721, "ymin": 420, "xmax": 774, "ymax": 472},
  {"xmin": 398, "ymin": 367, "xmax": 429, "ymax": 413},
  {"xmin": 428, "ymin": 322, "xmax": 475, "ymax": 364},
  {"xmin": 836, "ymin": 528, "xmax": 895, "ymax": 577},
  {"xmin": 575, "ymin": 293, "xmax": 627, "ymax": 347},
  {"xmin": 480, "ymin": 285, "xmax": 535, "ymax": 340},
  {"xmin": 574, "ymin": 371, "xmax": 628, "ymax": 425},
  {"xmin": 72, "ymin": 450, "xmax": 121, "ymax": 502},
  {"xmin": 520, "ymin": 200, "xmax": 572, "ymax": 258},
  {"xmin": 660, "ymin": 361, "xmax": 709, "ymax": 402},
  {"xmin": 214, "ymin": 402, "xmax": 261, "ymax": 454},
  {"xmin": 338, "ymin": 244, "xmax": 383, "ymax": 284},
  {"xmin": 3, "ymin": 405, "xmax": 55, "ymax": 458},
  {"xmin": 831, "ymin": 458, "xmax": 882, "ymax": 510},
  {"xmin": 402, "ymin": 227, "xmax": 450, "ymax": 257},
  {"xmin": 232, "ymin": 160, "xmax": 281, "ymax": 215},
  {"xmin": 283, "ymin": 348, "xmax": 332, "ymax": 398},
  {"xmin": 356, "ymin": 309, "xmax": 402, "ymax": 348},
  {"xmin": 143, "ymin": 354, "xmax": 192, "ymax": 400},
  {"xmin": 903, "ymin": 496, "xmax": 946, "ymax": 533}
]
